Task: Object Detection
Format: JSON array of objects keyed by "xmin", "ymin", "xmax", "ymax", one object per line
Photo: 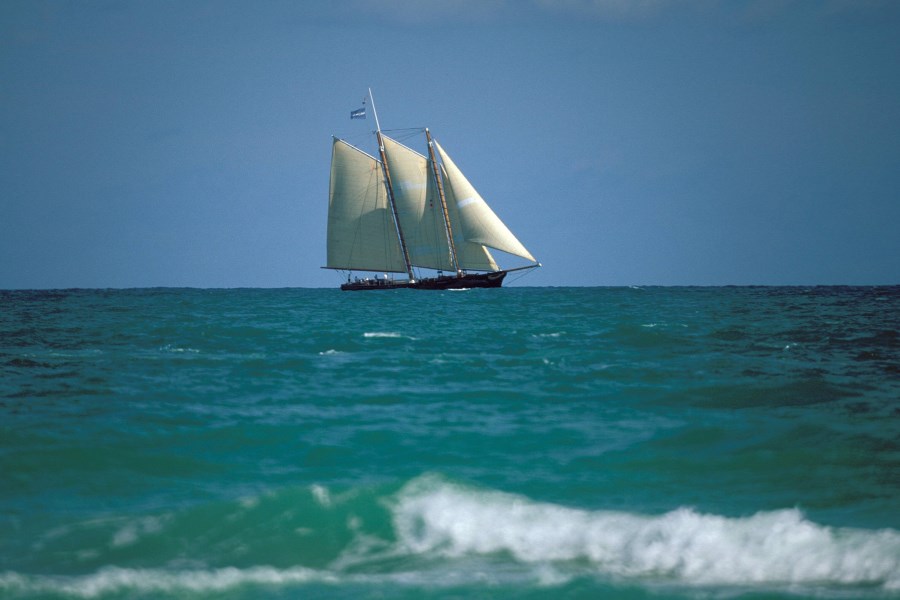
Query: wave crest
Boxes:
[
  {"xmin": 392, "ymin": 476, "xmax": 900, "ymax": 588},
  {"xmin": 5, "ymin": 476, "xmax": 899, "ymax": 597}
]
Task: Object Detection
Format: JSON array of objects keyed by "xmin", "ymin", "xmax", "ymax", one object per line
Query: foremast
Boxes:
[
  {"xmin": 425, "ymin": 128, "xmax": 462, "ymax": 277},
  {"xmin": 369, "ymin": 88, "xmax": 415, "ymax": 282}
]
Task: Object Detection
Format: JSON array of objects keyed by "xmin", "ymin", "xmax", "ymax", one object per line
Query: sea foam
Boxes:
[
  {"xmin": 5, "ymin": 477, "xmax": 899, "ymax": 598},
  {"xmin": 0, "ymin": 566, "xmax": 330, "ymax": 598},
  {"xmin": 391, "ymin": 476, "xmax": 900, "ymax": 589}
]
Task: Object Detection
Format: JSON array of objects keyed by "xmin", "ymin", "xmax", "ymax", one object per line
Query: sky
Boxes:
[{"xmin": 2, "ymin": 0, "xmax": 899, "ymax": 288}]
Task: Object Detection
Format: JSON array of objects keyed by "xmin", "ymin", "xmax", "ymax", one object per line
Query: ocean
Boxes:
[{"xmin": 1, "ymin": 286, "xmax": 898, "ymax": 599}]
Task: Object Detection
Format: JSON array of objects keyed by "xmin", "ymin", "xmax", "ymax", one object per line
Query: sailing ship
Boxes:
[{"xmin": 324, "ymin": 89, "xmax": 540, "ymax": 291}]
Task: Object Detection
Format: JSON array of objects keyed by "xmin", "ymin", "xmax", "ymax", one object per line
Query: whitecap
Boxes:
[
  {"xmin": 111, "ymin": 516, "xmax": 166, "ymax": 548},
  {"xmin": 47, "ymin": 349, "xmax": 103, "ymax": 358},
  {"xmin": 391, "ymin": 476, "xmax": 900, "ymax": 589},
  {"xmin": 311, "ymin": 484, "xmax": 331, "ymax": 507},
  {"xmin": 363, "ymin": 332, "xmax": 415, "ymax": 340},
  {"xmin": 0, "ymin": 566, "xmax": 332, "ymax": 597},
  {"xmin": 160, "ymin": 344, "xmax": 200, "ymax": 354}
]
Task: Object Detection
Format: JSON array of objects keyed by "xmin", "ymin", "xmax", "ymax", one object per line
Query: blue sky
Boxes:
[{"xmin": 2, "ymin": 0, "xmax": 899, "ymax": 288}]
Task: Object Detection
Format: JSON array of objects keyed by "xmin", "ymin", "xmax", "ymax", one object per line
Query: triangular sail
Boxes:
[
  {"xmin": 441, "ymin": 164, "xmax": 500, "ymax": 271},
  {"xmin": 435, "ymin": 141, "xmax": 536, "ymax": 263},
  {"xmin": 327, "ymin": 138, "xmax": 407, "ymax": 273},
  {"xmin": 381, "ymin": 135, "xmax": 454, "ymax": 271}
]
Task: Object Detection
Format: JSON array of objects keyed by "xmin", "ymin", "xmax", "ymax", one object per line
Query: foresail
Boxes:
[
  {"xmin": 381, "ymin": 135, "xmax": 453, "ymax": 271},
  {"xmin": 442, "ymin": 163, "xmax": 501, "ymax": 272},
  {"xmin": 327, "ymin": 139, "xmax": 407, "ymax": 273},
  {"xmin": 458, "ymin": 242, "xmax": 500, "ymax": 272},
  {"xmin": 435, "ymin": 141, "xmax": 536, "ymax": 263}
]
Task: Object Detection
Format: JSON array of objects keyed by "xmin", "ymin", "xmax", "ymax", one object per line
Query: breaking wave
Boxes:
[
  {"xmin": 392, "ymin": 475, "xmax": 900, "ymax": 589},
  {"xmin": 3, "ymin": 475, "xmax": 898, "ymax": 598}
]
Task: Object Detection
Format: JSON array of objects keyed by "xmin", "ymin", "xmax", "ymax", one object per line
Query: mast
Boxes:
[
  {"xmin": 369, "ymin": 88, "xmax": 415, "ymax": 282},
  {"xmin": 425, "ymin": 128, "xmax": 461, "ymax": 277}
]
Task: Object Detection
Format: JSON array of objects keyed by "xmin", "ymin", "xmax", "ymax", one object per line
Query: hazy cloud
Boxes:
[
  {"xmin": 337, "ymin": 0, "xmax": 900, "ymax": 25},
  {"xmin": 534, "ymin": 0, "xmax": 675, "ymax": 21},
  {"xmin": 344, "ymin": 0, "xmax": 513, "ymax": 24}
]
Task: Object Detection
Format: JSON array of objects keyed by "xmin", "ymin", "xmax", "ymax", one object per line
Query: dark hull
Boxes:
[
  {"xmin": 340, "ymin": 271, "xmax": 507, "ymax": 291},
  {"xmin": 411, "ymin": 271, "xmax": 506, "ymax": 290},
  {"xmin": 340, "ymin": 279, "xmax": 410, "ymax": 291}
]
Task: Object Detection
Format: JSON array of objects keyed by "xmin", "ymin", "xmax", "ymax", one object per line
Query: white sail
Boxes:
[
  {"xmin": 441, "ymin": 164, "xmax": 500, "ymax": 272},
  {"xmin": 435, "ymin": 141, "xmax": 536, "ymax": 263},
  {"xmin": 381, "ymin": 135, "xmax": 454, "ymax": 271},
  {"xmin": 327, "ymin": 139, "xmax": 407, "ymax": 273}
]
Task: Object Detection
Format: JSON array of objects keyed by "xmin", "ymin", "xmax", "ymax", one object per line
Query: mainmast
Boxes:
[
  {"xmin": 425, "ymin": 128, "xmax": 461, "ymax": 277},
  {"xmin": 369, "ymin": 88, "xmax": 415, "ymax": 282}
]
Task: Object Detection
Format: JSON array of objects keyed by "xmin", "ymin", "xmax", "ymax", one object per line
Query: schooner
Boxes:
[{"xmin": 324, "ymin": 89, "xmax": 540, "ymax": 291}]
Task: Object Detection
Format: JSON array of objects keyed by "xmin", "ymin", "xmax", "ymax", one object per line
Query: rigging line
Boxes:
[
  {"xmin": 339, "ymin": 131, "xmax": 377, "ymax": 148},
  {"xmin": 506, "ymin": 267, "xmax": 539, "ymax": 286},
  {"xmin": 381, "ymin": 127, "xmax": 425, "ymax": 134},
  {"xmin": 385, "ymin": 128, "xmax": 427, "ymax": 145}
]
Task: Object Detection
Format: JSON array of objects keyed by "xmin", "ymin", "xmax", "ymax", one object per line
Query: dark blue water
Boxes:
[{"xmin": 1, "ymin": 287, "xmax": 898, "ymax": 598}]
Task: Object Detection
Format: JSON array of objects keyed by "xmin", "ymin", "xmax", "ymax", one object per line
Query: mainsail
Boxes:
[
  {"xmin": 326, "ymin": 139, "xmax": 407, "ymax": 273},
  {"xmin": 381, "ymin": 135, "xmax": 453, "ymax": 271},
  {"xmin": 380, "ymin": 135, "xmax": 507, "ymax": 273}
]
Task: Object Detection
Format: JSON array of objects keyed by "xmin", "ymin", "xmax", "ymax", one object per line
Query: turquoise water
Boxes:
[{"xmin": 1, "ymin": 287, "xmax": 898, "ymax": 599}]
